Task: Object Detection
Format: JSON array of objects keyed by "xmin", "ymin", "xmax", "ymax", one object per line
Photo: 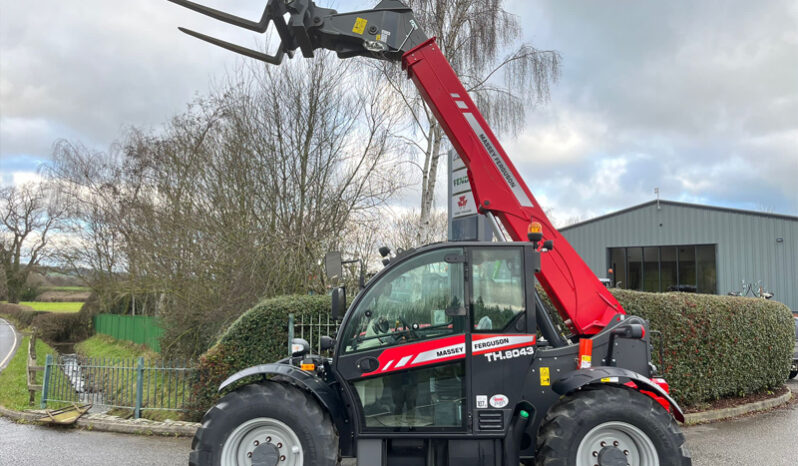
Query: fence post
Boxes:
[
  {"xmin": 135, "ymin": 357, "xmax": 144, "ymax": 419},
  {"xmin": 287, "ymin": 313, "xmax": 295, "ymax": 356},
  {"xmin": 40, "ymin": 354, "xmax": 52, "ymax": 409}
]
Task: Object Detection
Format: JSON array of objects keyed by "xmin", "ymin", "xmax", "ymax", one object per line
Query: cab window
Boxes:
[
  {"xmin": 341, "ymin": 248, "xmax": 464, "ymax": 354},
  {"xmin": 471, "ymin": 248, "xmax": 526, "ymax": 332}
]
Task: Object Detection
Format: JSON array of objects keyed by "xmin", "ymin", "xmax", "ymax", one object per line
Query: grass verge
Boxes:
[
  {"xmin": 75, "ymin": 334, "xmax": 158, "ymax": 360},
  {"xmin": 19, "ymin": 301, "xmax": 84, "ymax": 313},
  {"xmin": 0, "ymin": 335, "xmax": 58, "ymax": 411}
]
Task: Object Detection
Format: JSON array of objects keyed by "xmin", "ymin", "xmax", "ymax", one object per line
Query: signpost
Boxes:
[{"xmin": 447, "ymin": 150, "xmax": 492, "ymax": 241}]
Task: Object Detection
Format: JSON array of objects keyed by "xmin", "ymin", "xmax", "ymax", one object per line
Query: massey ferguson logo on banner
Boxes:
[{"xmin": 361, "ymin": 334, "xmax": 536, "ymax": 377}]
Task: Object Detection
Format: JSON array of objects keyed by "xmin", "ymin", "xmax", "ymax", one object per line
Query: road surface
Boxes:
[
  {"xmin": 0, "ymin": 377, "xmax": 794, "ymax": 465},
  {"xmin": 0, "ymin": 416, "xmax": 192, "ymax": 465},
  {"xmin": 682, "ymin": 377, "xmax": 798, "ymax": 466},
  {"xmin": 0, "ymin": 318, "xmax": 19, "ymax": 373}
]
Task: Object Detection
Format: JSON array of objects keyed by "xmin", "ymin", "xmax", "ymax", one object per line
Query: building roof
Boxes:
[{"xmin": 560, "ymin": 200, "xmax": 798, "ymax": 231}]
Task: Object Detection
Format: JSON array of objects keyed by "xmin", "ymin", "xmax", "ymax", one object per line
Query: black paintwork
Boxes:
[{"xmin": 221, "ymin": 242, "xmax": 676, "ymax": 465}]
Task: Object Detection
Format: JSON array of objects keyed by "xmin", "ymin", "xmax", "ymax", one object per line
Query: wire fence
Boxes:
[
  {"xmin": 288, "ymin": 313, "xmax": 340, "ymax": 356},
  {"xmin": 41, "ymin": 355, "xmax": 195, "ymax": 418}
]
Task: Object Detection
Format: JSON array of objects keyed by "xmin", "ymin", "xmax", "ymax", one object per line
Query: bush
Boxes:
[
  {"xmin": 0, "ymin": 302, "xmax": 42, "ymax": 328},
  {"xmin": 187, "ymin": 294, "xmax": 331, "ymax": 420},
  {"xmin": 611, "ymin": 289, "xmax": 794, "ymax": 406},
  {"xmin": 187, "ymin": 290, "xmax": 793, "ymax": 417},
  {"xmin": 31, "ymin": 312, "xmax": 92, "ymax": 343}
]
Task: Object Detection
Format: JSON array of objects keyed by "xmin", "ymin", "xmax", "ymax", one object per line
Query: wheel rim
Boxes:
[
  {"xmin": 221, "ymin": 417, "xmax": 304, "ymax": 466},
  {"xmin": 575, "ymin": 421, "xmax": 659, "ymax": 466}
]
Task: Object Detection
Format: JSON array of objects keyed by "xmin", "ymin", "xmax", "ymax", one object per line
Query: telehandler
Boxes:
[{"xmin": 166, "ymin": 1, "xmax": 692, "ymax": 464}]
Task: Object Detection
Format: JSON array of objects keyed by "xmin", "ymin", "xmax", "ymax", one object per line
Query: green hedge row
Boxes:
[
  {"xmin": 0, "ymin": 303, "xmax": 45, "ymax": 328},
  {"xmin": 187, "ymin": 294, "xmax": 331, "ymax": 420},
  {"xmin": 611, "ymin": 289, "xmax": 794, "ymax": 406},
  {"xmin": 0, "ymin": 302, "xmax": 92, "ymax": 343},
  {"xmin": 187, "ymin": 290, "xmax": 794, "ymax": 418}
]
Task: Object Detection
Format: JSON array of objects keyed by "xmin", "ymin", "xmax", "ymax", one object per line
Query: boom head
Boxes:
[{"xmin": 166, "ymin": 0, "xmax": 428, "ymax": 65}]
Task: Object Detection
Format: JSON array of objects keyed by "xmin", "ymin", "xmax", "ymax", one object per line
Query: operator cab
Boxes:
[{"xmin": 332, "ymin": 242, "xmax": 540, "ymax": 462}]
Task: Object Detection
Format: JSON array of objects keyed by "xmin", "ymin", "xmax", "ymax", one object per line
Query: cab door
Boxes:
[
  {"xmin": 467, "ymin": 246, "xmax": 537, "ymax": 434},
  {"xmin": 335, "ymin": 247, "xmax": 469, "ymax": 433}
]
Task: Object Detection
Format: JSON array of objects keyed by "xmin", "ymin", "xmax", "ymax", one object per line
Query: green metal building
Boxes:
[{"xmin": 560, "ymin": 200, "xmax": 798, "ymax": 311}]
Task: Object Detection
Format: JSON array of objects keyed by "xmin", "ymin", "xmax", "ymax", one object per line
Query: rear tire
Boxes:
[
  {"xmin": 536, "ymin": 386, "xmax": 691, "ymax": 466},
  {"xmin": 189, "ymin": 382, "xmax": 338, "ymax": 466}
]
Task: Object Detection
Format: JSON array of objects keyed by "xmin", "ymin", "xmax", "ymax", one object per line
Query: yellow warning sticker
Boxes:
[
  {"xmin": 540, "ymin": 367, "xmax": 550, "ymax": 386},
  {"xmin": 600, "ymin": 377, "xmax": 619, "ymax": 383},
  {"xmin": 352, "ymin": 17, "xmax": 367, "ymax": 35}
]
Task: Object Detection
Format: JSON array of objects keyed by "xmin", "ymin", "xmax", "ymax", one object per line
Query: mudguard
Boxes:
[
  {"xmin": 552, "ymin": 366, "xmax": 685, "ymax": 423},
  {"xmin": 219, "ymin": 362, "xmax": 354, "ymax": 456}
]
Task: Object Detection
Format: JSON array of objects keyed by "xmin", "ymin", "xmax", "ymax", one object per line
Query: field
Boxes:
[
  {"xmin": 42, "ymin": 286, "xmax": 90, "ymax": 292},
  {"xmin": 18, "ymin": 301, "xmax": 84, "ymax": 313}
]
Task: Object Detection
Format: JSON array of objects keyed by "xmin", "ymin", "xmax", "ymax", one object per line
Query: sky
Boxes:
[{"xmin": 1, "ymin": 0, "xmax": 796, "ymax": 226}]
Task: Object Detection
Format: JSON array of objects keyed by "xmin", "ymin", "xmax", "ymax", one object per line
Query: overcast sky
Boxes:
[{"xmin": 1, "ymin": 0, "xmax": 796, "ymax": 225}]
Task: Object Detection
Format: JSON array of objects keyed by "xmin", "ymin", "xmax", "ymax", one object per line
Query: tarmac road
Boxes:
[
  {"xmin": 0, "ymin": 318, "xmax": 19, "ymax": 373},
  {"xmin": 0, "ymin": 376, "xmax": 794, "ymax": 465},
  {"xmin": 682, "ymin": 377, "xmax": 798, "ymax": 466},
  {"xmin": 0, "ymin": 416, "xmax": 192, "ymax": 465}
]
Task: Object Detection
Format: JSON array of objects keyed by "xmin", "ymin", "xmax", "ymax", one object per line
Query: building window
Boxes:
[{"xmin": 607, "ymin": 245, "xmax": 717, "ymax": 294}]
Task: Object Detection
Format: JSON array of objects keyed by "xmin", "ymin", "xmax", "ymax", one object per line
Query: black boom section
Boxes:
[
  {"xmin": 167, "ymin": 0, "xmax": 429, "ymax": 65},
  {"xmin": 219, "ymin": 362, "xmax": 355, "ymax": 456},
  {"xmin": 552, "ymin": 366, "xmax": 685, "ymax": 422}
]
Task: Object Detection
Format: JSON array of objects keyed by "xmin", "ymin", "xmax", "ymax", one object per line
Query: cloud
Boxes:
[
  {"xmin": 502, "ymin": 0, "xmax": 798, "ymax": 218},
  {"xmin": 1, "ymin": 0, "xmax": 796, "ymax": 221}
]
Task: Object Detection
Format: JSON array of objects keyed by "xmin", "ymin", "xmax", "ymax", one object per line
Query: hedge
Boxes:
[
  {"xmin": 611, "ymin": 289, "xmax": 794, "ymax": 406},
  {"xmin": 188, "ymin": 290, "xmax": 794, "ymax": 418},
  {"xmin": 0, "ymin": 302, "xmax": 92, "ymax": 343},
  {"xmin": 187, "ymin": 294, "xmax": 331, "ymax": 419}
]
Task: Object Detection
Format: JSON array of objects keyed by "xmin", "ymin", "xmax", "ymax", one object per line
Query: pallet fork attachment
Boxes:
[{"xmin": 167, "ymin": 0, "xmax": 427, "ymax": 64}]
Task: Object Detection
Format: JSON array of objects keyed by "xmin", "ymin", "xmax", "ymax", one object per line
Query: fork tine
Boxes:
[
  {"xmin": 167, "ymin": 0, "xmax": 272, "ymax": 33},
  {"xmin": 177, "ymin": 27, "xmax": 286, "ymax": 65}
]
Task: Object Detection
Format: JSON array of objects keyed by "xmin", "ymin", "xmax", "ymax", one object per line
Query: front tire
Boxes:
[
  {"xmin": 190, "ymin": 382, "xmax": 338, "ymax": 466},
  {"xmin": 536, "ymin": 386, "xmax": 691, "ymax": 466}
]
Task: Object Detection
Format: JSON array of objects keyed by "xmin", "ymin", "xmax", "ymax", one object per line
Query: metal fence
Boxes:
[
  {"xmin": 288, "ymin": 313, "xmax": 340, "ymax": 356},
  {"xmin": 41, "ymin": 355, "xmax": 195, "ymax": 418},
  {"xmin": 93, "ymin": 314, "xmax": 164, "ymax": 352}
]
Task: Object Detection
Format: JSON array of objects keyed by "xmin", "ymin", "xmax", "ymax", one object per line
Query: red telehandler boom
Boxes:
[{"xmin": 165, "ymin": 1, "xmax": 690, "ymax": 465}]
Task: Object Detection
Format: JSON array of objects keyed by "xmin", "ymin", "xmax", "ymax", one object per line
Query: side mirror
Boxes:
[
  {"xmin": 320, "ymin": 335, "xmax": 335, "ymax": 351},
  {"xmin": 291, "ymin": 338, "xmax": 310, "ymax": 357},
  {"xmin": 331, "ymin": 287, "xmax": 346, "ymax": 321},
  {"xmin": 324, "ymin": 251, "xmax": 343, "ymax": 282}
]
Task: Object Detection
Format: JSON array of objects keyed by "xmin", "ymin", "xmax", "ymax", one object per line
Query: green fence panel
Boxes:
[{"xmin": 93, "ymin": 314, "xmax": 164, "ymax": 352}]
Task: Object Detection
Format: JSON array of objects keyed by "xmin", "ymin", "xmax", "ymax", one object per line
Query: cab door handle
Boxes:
[{"xmin": 356, "ymin": 357, "xmax": 379, "ymax": 373}]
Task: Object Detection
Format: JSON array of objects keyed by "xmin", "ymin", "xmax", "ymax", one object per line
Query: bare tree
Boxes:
[
  {"xmin": 385, "ymin": 209, "xmax": 448, "ymax": 252},
  {"xmin": 381, "ymin": 0, "xmax": 561, "ymax": 238},
  {"xmin": 49, "ymin": 55, "xmax": 405, "ymax": 357},
  {"xmin": 0, "ymin": 182, "xmax": 65, "ymax": 303}
]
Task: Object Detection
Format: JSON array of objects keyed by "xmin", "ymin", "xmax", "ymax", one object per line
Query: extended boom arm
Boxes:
[{"xmin": 166, "ymin": 0, "xmax": 624, "ymax": 335}]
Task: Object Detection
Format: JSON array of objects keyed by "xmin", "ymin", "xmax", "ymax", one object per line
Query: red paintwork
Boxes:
[
  {"xmin": 471, "ymin": 334, "xmax": 536, "ymax": 355},
  {"xmin": 363, "ymin": 334, "xmax": 466, "ymax": 377},
  {"xmin": 401, "ymin": 38, "xmax": 624, "ymax": 335},
  {"xmin": 625, "ymin": 380, "xmax": 673, "ymax": 414}
]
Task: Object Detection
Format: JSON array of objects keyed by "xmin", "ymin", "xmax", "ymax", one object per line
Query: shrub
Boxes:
[
  {"xmin": 31, "ymin": 311, "xmax": 92, "ymax": 343},
  {"xmin": 187, "ymin": 294, "xmax": 331, "ymax": 419},
  {"xmin": 611, "ymin": 289, "xmax": 794, "ymax": 406},
  {"xmin": 0, "ymin": 302, "xmax": 42, "ymax": 329},
  {"xmin": 187, "ymin": 289, "xmax": 793, "ymax": 417}
]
